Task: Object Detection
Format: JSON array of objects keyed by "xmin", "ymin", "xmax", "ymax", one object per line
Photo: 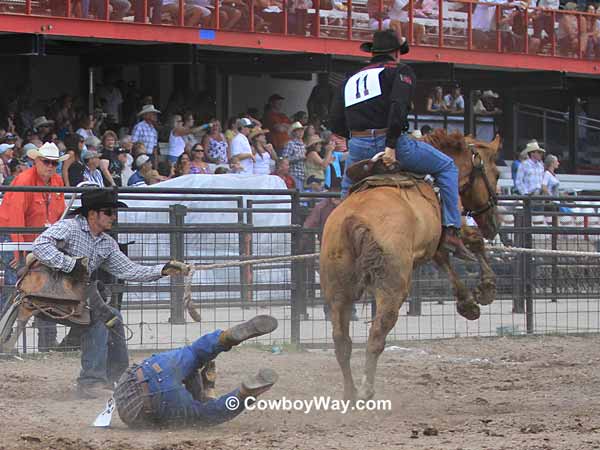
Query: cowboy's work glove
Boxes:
[{"xmin": 162, "ymin": 260, "xmax": 191, "ymax": 276}]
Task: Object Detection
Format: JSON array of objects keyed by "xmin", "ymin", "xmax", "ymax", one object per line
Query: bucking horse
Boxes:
[{"xmin": 320, "ymin": 129, "xmax": 501, "ymax": 401}]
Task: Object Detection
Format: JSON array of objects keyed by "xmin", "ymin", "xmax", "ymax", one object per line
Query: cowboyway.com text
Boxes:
[{"xmin": 225, "ymin": 395, "xmax": 392, "ymax": 414}]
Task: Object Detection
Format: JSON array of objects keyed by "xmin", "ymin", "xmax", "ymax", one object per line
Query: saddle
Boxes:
[
  {"xmin": 347, "ymin": 152, "xmax": 434, "ymax": 195},
  {"xmin": 15, "ymin": 254, "xmax": 90, "ymax": 326}
]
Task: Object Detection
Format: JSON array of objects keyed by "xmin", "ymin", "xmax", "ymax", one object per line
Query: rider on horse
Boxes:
[{"xmin": 330, "ymin": 29, "xmax": 476, "ymax": 262}]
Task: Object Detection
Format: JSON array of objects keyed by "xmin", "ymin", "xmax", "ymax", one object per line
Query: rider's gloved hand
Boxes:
[
  {"xmin": 162, "ymin": 260, "xmax": 191, "ymax": 276},
  {"xmin": 382, "ymin": 147, "xmax": 396, "ymax": 167}
]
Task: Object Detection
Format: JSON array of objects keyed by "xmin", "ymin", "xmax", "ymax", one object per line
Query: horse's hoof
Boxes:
[
  {"xmin": 473, "ymin": 283, "xmax": 496, "ymax": 306},
  {"xmin": 457, "ymin": 301, "xmax": 480, "ymax": 320},
  {"xmin": 356, "ymin": 387, "xmax": 375, "ymax": 402}
]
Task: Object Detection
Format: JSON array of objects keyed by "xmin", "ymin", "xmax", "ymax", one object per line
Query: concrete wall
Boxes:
[{"xmin": 228, "ymin": 74, "xmax": 316, "ymax": 118}]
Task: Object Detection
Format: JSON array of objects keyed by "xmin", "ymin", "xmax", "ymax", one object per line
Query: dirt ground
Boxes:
[{"xmin": 2, "ymin": 335, "xmax": 600, "ymax": 450}]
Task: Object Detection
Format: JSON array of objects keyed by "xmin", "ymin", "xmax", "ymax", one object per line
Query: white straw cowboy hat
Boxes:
[
  {"xmin": 289, "ymin": 122, "xmax": 305, "ymax": 135},
  {"xmin": 523, "ymin": 140, "xmax": 545, "ymax": 154},
  {"xmin": 137, "ymin": 104, "xmax": 161, "ymax": 116},
  {"xmin": 26, "ymin": 142, "xmax": 69, "ymax": 161},
  {"xmin": 411, "ymin": 129, "xmax": 423, "ymax": 138},
  {"xmin": 32, "ymin": 116, "xmax": 55, "ymax": 129}
]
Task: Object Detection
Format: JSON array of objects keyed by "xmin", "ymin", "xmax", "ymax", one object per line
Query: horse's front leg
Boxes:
[
  {"xmin": 434, "ymin": 251, "xmax": 480, "ymax": 320},
  {"xmin": 462, "ymin": 226, "xmax": 497, "ymax": 306}
]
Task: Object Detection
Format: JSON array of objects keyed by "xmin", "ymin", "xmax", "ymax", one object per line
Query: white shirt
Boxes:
[
  {"xmin": 231, "ymin": 133, "xmax": 254, "ymax": 174},
  {"xmin": 444, "ymin": 94, "xmax": 465, "ymax": 110},
  {"xmin": 473, "ymin": 0, "xmax": 506, "ymax": 31},
  {"xmin": 388, "ymin": 0, "xmax": 408, "ymax": 21},
  {"xmin": 98, "ymin": 86, "xmax": 123, "ymax": 123},
  {"xmin": 168, "ymin": 131, "xmax": 186, "ymax": 158},
  {"xmin": 542, "ymin": 170, "xmax": 560, "ymax": 196},
  {"xmin": 253, "ymin": 152, "xmax": 272, "ymax": 175},
  {"xmin": 537, "ymin": 0, "xmax": 559, "ymax": 9}
]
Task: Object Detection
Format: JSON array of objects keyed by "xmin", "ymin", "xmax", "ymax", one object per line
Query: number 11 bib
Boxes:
[{"xmin": 344, "ymin": 67, "xmax": 385, "ymax": 107}]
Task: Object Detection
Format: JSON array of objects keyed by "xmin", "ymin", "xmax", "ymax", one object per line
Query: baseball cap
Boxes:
[
  {"xmin": 0, "ymin": 143, "xmax": 15, "ymax": 154},
  {"xmin": 23, "ymin": 143, "xmax": 38, "ymax": 152},
  {"xmin": 238, "ymin": 118, "xmax": 256, "ymax": 129},
  {"xmin": 136, "ymin": 154, "xmax": 150, "ymax": 167}
]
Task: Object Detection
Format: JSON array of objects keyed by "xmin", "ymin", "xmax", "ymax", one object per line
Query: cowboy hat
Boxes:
[
  {"xmin": 137, "ymin": 104, "xmax": 161, "ymax": 116},
  {"xmin": 523, "ymin": 140, "xmax": 545, "ymax": 154},
  {"xmin": 360, "ymin": 29, "xmax": 410, "ymax": 54},
  {"xmin": 249, "ymin": 128, "xmax": 270, "ymax": 140},
  {"xmin": 32, "ymin": 116, "xmax": 55, "ymax": 129},
  {"xmin": 305, "ymin": 135, "xmax": 323, "ymax": 148},
  {"xmin": 26, "ymin": 142, "xmax": 69, "ymax": 162},
  {"xmin": 72, "ymin": 188, "xmax": 127, "ymax": 216},
  {"xmin": 289, "ymin": 122, "xmax": 305, "ymax": 134},
  {"xmin": 410, "ymin": 129, "xmax": 423, "ymax": 138},
  {"xmin": 482, "ymin": 90, "xmax": 500, "ymax": 98}
]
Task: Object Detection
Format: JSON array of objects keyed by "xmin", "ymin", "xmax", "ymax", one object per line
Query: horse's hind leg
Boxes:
[
  {"xmin": 330, "ymin": 292, "xmax": 357, "ymax": 401},
  {"xmin": 357, "ymin": 283, "xmax": 406, "ymax": 401}
]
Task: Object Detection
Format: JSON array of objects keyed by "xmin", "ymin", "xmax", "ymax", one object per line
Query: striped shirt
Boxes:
[
  {"xmin": 83, "ymin": 167, "xmax": 105, "ymax": 187},
  {"xmin": 33, "ymin": 215, "xmax": 163, "ymax": 281}
]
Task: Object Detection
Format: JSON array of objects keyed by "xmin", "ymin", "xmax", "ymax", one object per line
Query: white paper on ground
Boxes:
[{"xmin": 93, "ymin": 397, "xmax": 115, "ymax": 427}]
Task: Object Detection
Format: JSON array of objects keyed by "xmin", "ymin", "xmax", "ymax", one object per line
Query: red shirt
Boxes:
[
  {"xmin": 277, "ymin": 174, "xmax": 296, "ymax": 189},
  {"xmin": 0, "ymin": 167, "xmax": 65, "ymax": 243},
  {"xmin": 264, "ymin": 110, "xmax": 292, "ymax": 151}
]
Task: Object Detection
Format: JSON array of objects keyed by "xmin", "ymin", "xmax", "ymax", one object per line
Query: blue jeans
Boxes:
[
  {"xmin": 341, "ymin": 134, "xmax": 462, "ymax": 228},
  {"xmin": 78, "ymin": 306, "xmax": 129, "ymax": 386},
  {"xmin": 166, "ymin": 154, "xmax": 179, "ymax": 163},
  {"xmin": 139, "ymin": 330, "xmax": 244, "ymax": 425}
]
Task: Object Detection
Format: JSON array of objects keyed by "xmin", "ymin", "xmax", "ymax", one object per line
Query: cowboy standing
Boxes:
[
  {"xmin": 114, "ymin": 315, "xmax": 279, "ymax": 427},
  {"xmin": 330, "ymin": 29, "xmax": 476, "ymax": 262},
  {"xmin": 0, "ymin": 142, "xmax": 68, "ymax": 350},
  {"xmin": 131, "ymin": 105, "xmax": 160, "ymax": 163},
  {"xmin": 32, "ymin": 188, "xmax": 192, "ymax": 398},
  {"xmin": 515, "ymin": 139, "xmax": 545, "ymax": 195}
]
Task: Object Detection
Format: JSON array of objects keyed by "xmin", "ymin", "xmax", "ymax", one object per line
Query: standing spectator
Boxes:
[
  {"xmin": 473, "ymin": 0, "xmax": 507, "ymax": 50},
  {"xmin": 532, "ymin": 0, "xmax": 560, "ymax": 51},
  {"xmin": 443, "ymin": 86, "xmax": 465, "ymax": 113},
  {"xmin": 304, "ymin": 135, "xmax": 334, "ymax": 189},
  {"xmin": 98, "ymin": 76, "xmax": 124, "ymax": 124},
  {"xmin": 542, "ymin": 154, "xmax": 560, "ymax": 196},
  {"xmin": 61, "ymin": 133, "xmax": 86, "ymax": 187},
  {"xmin": 0, "ymin": 142, "xmax": 68, "ymax": 351},
  {"xmin": 99, "ymin": 130, "xmax": 122, "ymax": 186},
  {"xmin": 202, "ymin": 119, "xmax": 229, "ymax": 165},
  {"xmin": 131, "ymin": 105, "xmax": 160, "ymax": 162},
  {"xmin": 515, "ymin": 139, "xmax": 545, "ymax": 195},
  {"xmin": 281, "ymin": 121, "xmax": 306, "ymax": 189},
  {"xmin": 250, "ymin": 128, "xmax": 277, "ymax": 175},
  {"xmin": 230, "ymin": 118, "xmax": 256, "ymax": 174},
  {"xmin": 167, "ymin": 114, "xmax": 208, "ymax": 163},
  {"xmin": 128, "ymin": 154, "xmax": 153, "ymax": 186},
  {"xmin": 54, "ymin": 95, "xmax": 76, "ymax": 137},
  {"xmin": 33, "ymin": 116, "xmax": 55, "ymax": 143},
  {"xmin": 174, "ymin": 153, "xmax": 192, "ymax": 177},
  {"xmin": 263, "ymin": 94, "xmax": 292, "ymax": 153},
  {"xmin": 557, "ymin": 3, "xmax": 580, "ymax": 56},
  {"xmin": 275, "ymin": 157, "xmax": 296, "ymax": 189},
  {"xmin": 82, "ymin": 150, "xmax": 105, "ymax": 187},
  {"xmin": 0, "ymin": 143, "xmax": 14, "ymax": 184},
  {"xmin": 76, "ymin": 114, "xmax": 97, "ymax": 141},
  {"xmin": 511, "ymin": 147, "xmax": 529, "ymax": 189},
  {"xmin": 224, "ymin": 117, "xmax": 238, "ymax": 148},
  {"xmin": 189, "ymin": 143, "xmax": 212, "ymax": 174},
  {"xmin": 583, "ymin": 4, "xmax": 600, "ymax": 58},
  {"xmin": 426, "ymin": 86, "xmax": 448, "ymax": 113},
  {"xmin": 162, "ymin": 0, "xmax": 209, "ymax": 26}
]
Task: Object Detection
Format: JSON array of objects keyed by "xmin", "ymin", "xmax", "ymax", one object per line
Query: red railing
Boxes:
[{"xmin": 1, "ymin": 0, "xmax": 599, "ymax": 61}]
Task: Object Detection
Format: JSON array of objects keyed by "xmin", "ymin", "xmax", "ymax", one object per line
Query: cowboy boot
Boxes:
[
  {"xmin": 239, "ymin": 368, "xmax": 278, "ymax": 398},
  {"xmin": 440, "ymin": 227, "xmax": 478, "ymax": 262},
  {"xmin": 218, "ymin": 315, "xmax": 278, "ymax": 348}
]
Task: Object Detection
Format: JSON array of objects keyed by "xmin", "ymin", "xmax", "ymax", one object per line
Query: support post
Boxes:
[
  {"xmin": 523, "ymin": 198, "xmax": 534, "ymax": 334},
  {"xmin": 290, "ymin": 191, "xmax": 307, "ymax": 345},
  {"xmin": 169, "ymin": 204, "xmax": 187, "ymax": 324}
]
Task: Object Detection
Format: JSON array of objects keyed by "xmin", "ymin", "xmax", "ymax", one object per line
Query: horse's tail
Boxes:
[{"xmin": 343, "ymin": 215, "xmax": 386, "ymax": 292}]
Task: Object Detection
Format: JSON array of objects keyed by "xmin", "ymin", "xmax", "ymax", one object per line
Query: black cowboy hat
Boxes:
[
  {"xmin": 72, "ymin": 188, "xmax": 128, "ymax": 215},
  {"xmin": 360, "ymin": 29, "xmax": 410, "ymax": 55}
]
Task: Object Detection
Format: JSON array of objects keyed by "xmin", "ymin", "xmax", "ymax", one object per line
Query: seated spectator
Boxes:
[
  {"xmin": 532, "ymin": 0, "xmax": 559, "ymax": 51},
  {"xmin": 214, "ymin": 166, "xmax": 229, "ymax": 174},
  {"xmin": 305, "ymin": 175, "xmax": 325, "ymax": 192},
  {"xmin": 250, "ymin": 128, "xmax": 277, "ymax": 175},
  {"xmin": 174, "ymin": 152, "xmax": 192, "ymax": 177},
  {"xmin": 158, "ymin": 161, "xmax": 173, "ymax": 179},
  {"xmin": 99, "ymin": 130, "xmax": 122, "ymax": 186},
  {"xmin": 473, "ymin": 0, "xmax": 504, "ymax": 50},
  {"xmin": 190, "ymin": 143, "xmax": 212, "ymax": 174},
  {"xmin": 229, "ymin": 156, "xmax": 243, "ymax": 173},
  {"xmin": 116, "ymin": 147, "xmax": 134, "ymax": 186},
  {"xmin": 558, "ymin": 3, "xmax": 579, "ymax": 56},
  {"xmin": 426, "ymin": 86, "xmax": 448, "ymax": 113},
  {"xmin": 230, "ymin": 118, "xmax": 256, "ymax": 174},
  {"xmin": 473, "ymin": 90, "xmax": 502, "ymax": 114},
  {"xmin": 76, "ymin": 114, "xmax": 97, "ymax": 141},
  {"xmin": 201, "ymin": 119, "xmax": 229, "ymax": 164},
  {"xmin": 3, "ymin": 158, "xmax": 28, "ymax": 186},
  {"xmin": 304, "ymin": 135, "xmax": 333, "ymax": 189},
  {"xmin": 82, "ymin": 150, "xmax": 105, "ymax": 187},
  {"xmin": 61, "ymin": 133, "xmax": 86, "ymax": 187},
  {"xmin": 443, "ymin": 86, "xmax": 465, "ymax": 113},
  {"xmin": 128, "ymin": 154, "xmax": 153, "ymax": 186},
  {"xmin": 162, "ymin": 0, "xmax": 208, "ymax": 26},
  {"xmin": 541, "ymin": 154, "xmax": 560, "ymax": 196},
  {"xmin": 144, "ymin": 169, "xmax": 164, "ymax": 185},
  {"xmin": 275, "ymin": 157, "xmax": 296, "ymax": 189},
  {"xmin": 420, "ymin": 124, "xmax": 433, "ymax": 136},
  {"xmin": 282, "ymin": 122, "xmax": 306, "ymax": 189},
  {"xmin": 120, "ymin": 135, "xmax": 133, "ymax": 153},
  {"xmin": 367, "ymin": 0, "xmax": 424, "ymax": 43},
  {"xmin": 132, "ymin": 141, "xmax": 147, "ymax": 160},
  {"xmin": 0, "ymin": 143, "xmax": 15, "ymax": 184},
  {"xmin": 501, "ymin": 0, "xmax": 541, "ymax": 54}
]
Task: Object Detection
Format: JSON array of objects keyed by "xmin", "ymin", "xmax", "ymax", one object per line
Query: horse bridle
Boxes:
[{"xmin": 459, "ymin": 144, "xmax": 498, "ymax": 218}]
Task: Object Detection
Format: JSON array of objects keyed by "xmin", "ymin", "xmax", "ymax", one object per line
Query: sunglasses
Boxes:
[
  {"xmin": 40, "ymin": 159, "xmax": 59, "ymax": 167},
  {"xmin": 192, "ymin": 148, "xmax": 204, "ymax": 152},
  {"xmin": 99, "ymin": 208, "xmax": 116, "ymax": 216}
]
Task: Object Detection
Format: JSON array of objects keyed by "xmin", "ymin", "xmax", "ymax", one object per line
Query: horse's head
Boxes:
[{"xmin": 459, "ymin": 135, "xmax": 501, "ymax": 240}]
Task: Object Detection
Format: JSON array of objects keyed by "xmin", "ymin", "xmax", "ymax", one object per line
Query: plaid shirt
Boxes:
[
  {"xmin": 33, "ymin": 215, "xmax": 163, "ymax": 281},
  {"xmin": 515, "ymin": 158, "xmax": 544, "ymax": 195},
  {"xmin": 132, "ymin": 120, "xmax": 158, "ymax": 154},
  {"xmin": 282, "ymin": 139, "xmax": 306, "ymax": 181}
]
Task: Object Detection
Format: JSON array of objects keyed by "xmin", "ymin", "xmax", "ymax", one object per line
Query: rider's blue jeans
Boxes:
[
  {"xmin": 138, "ymin": 330, "xmax": 245, "ymax": 425},
  {"xmin": 341, "ymin": 134, "xmax": 462, "ymax": 228}
]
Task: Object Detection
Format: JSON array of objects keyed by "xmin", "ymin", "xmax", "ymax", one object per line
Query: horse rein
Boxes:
[{"xmin": 459, "ymin": 144, "xmax": 498, "ymax": 218}]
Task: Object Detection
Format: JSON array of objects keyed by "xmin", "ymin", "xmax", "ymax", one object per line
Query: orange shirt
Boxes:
[
  {"xmin": 0, "ymin": 167, "xmax": 65, "ymax": 243},
  {"xmin": 264, "ymin": 110, "xmax": 292, "ymax": 151}
]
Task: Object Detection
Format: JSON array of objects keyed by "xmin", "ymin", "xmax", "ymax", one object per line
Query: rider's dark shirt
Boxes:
[{"xmin": 330, "ymin": 54, "xmax": 416, "ymax": 148}]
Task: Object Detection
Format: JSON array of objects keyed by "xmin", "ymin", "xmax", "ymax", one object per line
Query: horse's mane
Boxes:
[{"xmin": 422, "ymin": 129, "xmax": 467, "ymax": 157}]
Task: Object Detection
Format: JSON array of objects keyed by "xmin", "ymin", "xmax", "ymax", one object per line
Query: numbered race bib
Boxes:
[{"xmin": 344, "ymin": 67, "xmax": 385, "ymax": 108}]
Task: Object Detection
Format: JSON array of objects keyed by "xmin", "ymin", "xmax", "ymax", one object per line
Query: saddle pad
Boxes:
[{"xmin": 349, "ymin": 172, "xmax": 433, "ymax": 195}]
